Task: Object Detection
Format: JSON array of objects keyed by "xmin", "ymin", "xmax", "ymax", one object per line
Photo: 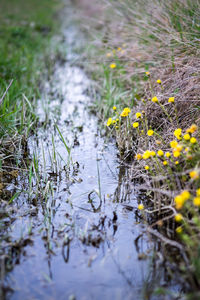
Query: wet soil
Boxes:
[{"xmin": 0, "ymin": 3, "xmax": 157, "ymax": 300}]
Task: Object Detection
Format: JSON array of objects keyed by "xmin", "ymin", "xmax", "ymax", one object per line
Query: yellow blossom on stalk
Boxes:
[
  {"xmin": 107, "ymin": 118, "xmax": 113, "ymax": 126},
  {"xmin": 142, "ymin": 110, "xmax": 145, "ymax": 114},
  {"xmin": 135, "ymin": 112, "xmax": 142, "ymax": 119},
  {"xmin": 186, "ymin": 124, "xmax": 198, "ymax": 134},
  {"xmin": 175, "ymin": 161, "xmax": 179, "ymax": 165},
  {"xmin": 193, "ymin": 197, "xmax": 200, "ymax": 207},
  {"xmin": 183, "ymin": 133, "xmax": 190, "ymax": 141},
  {"xmin": 175, "ymin": 144, "xmax": 183, "ymax": 152},
  {"xmin": 145, "ymin": 165, "xmax": 150, "ymax": 170},
  {"xmin": 110, "ymin": 63, "xmax": 116, "ymax": 69},
  {"xmin": 196, "ymin": 188, "xmax": 200, "ymax": 196},
  {"xmin": 135, "ymin": 154, "xmax": 142, "ymax": 160},
  {"xmin": 157, "ymin": 79, "xmax": 161, "ymax": 84},
  {"xmin": 121, "ymin": 107, "xmax": 131, "ymax": 117},
  {"xmin": 112, "ymin": 120, "xmax": 116, "ymax": 124},
  {"xmin": 173, "ymin": 151, "xmax": 180, "ymax": 158},
  {"xmin": 168, "ymin": 97, "xmax": 175, "ymax": 103},
  {"xmin": 190, "ymin": 170, "xmax": 199, "ymax": 180},
  {"xmin": 163, "ymin": 161, "xmax": 168, "ymax": 166},
  {"xmin": 116, "ymin": 118, "xmax": 119, "ymax": 122},
  {"xmin": 181, "ymin": 190, "xmax": 190, "ymax": 201},
  {"xmin": 113, "ymin": 106, "xmax": 117, "ymax": 110},
  {"xmin": 133, "ymin": 122, "xmax": 139, "ymax": 128},
  {"xmin": 185, "ymin": 147, "xmax": 189, "ymax": 152},
  {"xmin": 174, "ymin": 195, "xmax": 184, "ymax": 210},
  {"xmin": 116, "ymin": 126, "xmax": 119, "ymax": 129},
  {"xmin": 157, "ymin": 150, "xmax": 164, "ymax": 157},
  {"xmin": 190, "ymin": 137, "xmax": 197, "ymax": 144},
  {"xmin": 117, "ymin": 47, "xmax": 122, "ymax": 51},
  {"xmin": 150, "ymin": 151, "xmax": 156, "ymax": 157},
  {"xmin": 170, "ymin": 140, "xmax": 178, "ymax": 148},
  {"xmin": 138, "ymin": 204, "xmax": 144, "ymax": 210},
  {"xmin": 165, "ymin": 152, "xmax": 171, "ymax": 158},
  {"xmin": 174, "ymin": 128, "xmax": 182, "ymax": 140},
  {"xmin": 147, "ymin": 130, "xmax": 154, "ymax": 136},
  {"xmin": 145, "ymin": 71, "xmax": 150, "ymax": 76},
  {"xmin": 143, "ymin": 150, "xmax": 151, "ymax": 159},
  {"xmin": 175, "ymin": 214, "xmax": 183, "ymax": 222},
  {"xmin": 152, "ymin": 96, "xmax": 158, "ymax": 103},
  {"xmin": 176, "ymin": 226, "xmax": 182, "ymax": 234}
]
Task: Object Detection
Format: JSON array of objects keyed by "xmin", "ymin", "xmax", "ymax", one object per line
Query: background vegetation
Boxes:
[{"xmin": 0, "ymin": 0, "xmax": 60, "ymax": 168}]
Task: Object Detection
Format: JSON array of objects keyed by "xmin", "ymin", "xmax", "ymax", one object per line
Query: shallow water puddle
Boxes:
[{"xmin": 1, "ymin": 6, "xmax": 155, "ymax": 300}]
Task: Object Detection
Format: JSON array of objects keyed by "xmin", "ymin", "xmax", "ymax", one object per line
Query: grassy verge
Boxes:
[
  {"xmin": 0, "ymin": 0, "xmax": 61, "ymax": 171},
  {"xmin": 76, "ymin": 0, "xmax": 200, "ymax": 297}
]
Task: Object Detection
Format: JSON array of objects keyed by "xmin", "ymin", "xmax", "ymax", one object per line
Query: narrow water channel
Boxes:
[{"xmin": 2, "ymin": 3, "xmax": 156, "ymax": 300}]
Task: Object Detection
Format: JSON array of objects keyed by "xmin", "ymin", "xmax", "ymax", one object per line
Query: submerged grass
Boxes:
[{"xmin": 76, "ymin": 0, "xmax": 200, "ymax": 296}]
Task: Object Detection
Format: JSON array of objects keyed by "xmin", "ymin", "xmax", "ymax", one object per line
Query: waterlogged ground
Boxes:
[{"xmin": 0, "ymin": 4, "xmax": 158, "ymax": 300}]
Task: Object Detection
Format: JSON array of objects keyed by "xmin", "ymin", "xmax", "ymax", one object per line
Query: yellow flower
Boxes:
[
  {"xmin": 193, "ymin": 197, "xmax": 200, "ymax": 207},
  {"xmin": 110, "ymin": 63, "xmax": 116, "ymax": 69},
  {"xmin": 150, "ymin": 151, "xmax": 156, "ymax": 157},
  {"xmin": 181, "ymin": 190, "xmax": 190, "ymax": 201},
  {"xmin": 173, "ymin": 151, "xmax": 180, "ymax": 158},
  {"xmin": 186, "ymin": 124, "xmax": 198, "ymax": 134},
  {"xmin": 138, "ymin": 204, "xmax": 144, "ymax": 210},
  {"xmin": 174, "ymin": 195, "xmax": 184, "ymax": 210},
  {"xmin": 133, "ymin": 122, "xmax": 139, "ymax": 128},
  {"xmin": 106, "ymin": 52, "xmax": 112, "ymax": 57},
  {"xmin": 113, "ymin": 106, "xmax": 117, "ymax": 110},
  {"xmin": 170, "ymin": 140, "xmax": 178, "ymax": 148},
  {"xmin": 116, "ymin": 118, "xmax": 119, "ymax": 122},
  {"xmin": 157, "ymin": 79, "xmax": 161, "ymax": 84},
  {"xmin": 190, "ymin": 170, "xmax": 199, "ymax": 180},
  {"xmin": 175, "ymin": 161, "xmax": 179, "ymax": 165},
  {"xmin": 183, "ymin": 133, "xmax": 190, "ymax": 141},
  {"xmin": 174, "ymin": 128, "xmax": 182, "ymax": 140},
  {"xmin": 175, "ymin": 144, "xmax": 183, "ymax": 152},
  {"xmin": 185, "ymin": 147, "xmax": 189, "ymax": 152},
  {"xmin": 145, "ymin": 165, "xmax": 150, "ymax": 170},
  {"xmin": 176, "ymin": 226, "xmax": 182, "ymax": 234},
  {"xmin": 175, "ymin": 214, "xmax": 183, "ymax": 222},
  {"xmin": 145, "ymin": 71, "xmax": 150, "ymax": 76},
  {"xmin": 152, "ymin": 96, "xmax": 158, "ymax": 103},
  {"xmin": 196, "ymin": 188, "xmax": 200, "ymax": 196},
  {"xmin": 168, "ymin": 97, "xmax": 175, "ymax": 103},
  {"xmin": 147, "ymin": 130, "xmax": 154, "ymax": 136},
  {"xmin": 142, "ymin": 150, "xmax": 151, "ymax": 160},
  {"xmin": 190, "ymin": 137, "xmax": 197, "ymax": 144},
  {"xmin": 121, "ymin": 107, "xmax": 131, "ymax": 117},
  {"xmin": 112, "ymin": 120, "xmax": 116, "ymax": 124},
  {"xmin": 157, "ymin": 150, "xmax": 164, "ymax": 157},
  {"xmin": 165, "ymin": 152, "xmax": 171, "ymax": 158},
  {"xmin": 163, "ymin": 161, "xmax": 168, "ymax": 166},
  {"xmin": 135, "ymin": 154, "xmax": 142, "ymax": 160},
  {"xmin": 135, "ymin": 112, "xmax": 142, "ymax": 119},
  {"xmin": 117, "ymin": 47, "xmax": 122, "ymax": 51},
  {"xmin": 107, "ymin": 118, "xmax": 113, "ymax": 126}
]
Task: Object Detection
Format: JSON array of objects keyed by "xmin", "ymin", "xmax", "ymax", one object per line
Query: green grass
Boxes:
[{"xmin": 0, "ymin": 0, "xmax": 61, "ymax": 141}]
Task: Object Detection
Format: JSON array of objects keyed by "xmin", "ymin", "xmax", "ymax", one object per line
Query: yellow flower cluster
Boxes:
[
  {"xmin": 174, "ymin": 128, "xmax": 182, "ymax": 140},
  {"xmin": 174, "ymin": 190, "xmax": 190, "ymax": 210},
  {"xmin": 121, "ymin": 107, "xmax": 131, "ymax": 117}
]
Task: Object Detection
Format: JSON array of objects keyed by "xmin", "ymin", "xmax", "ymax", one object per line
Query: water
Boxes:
[{"xmin": 1, "ymin": 3, "xmax": 155, "ymax": 300}]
